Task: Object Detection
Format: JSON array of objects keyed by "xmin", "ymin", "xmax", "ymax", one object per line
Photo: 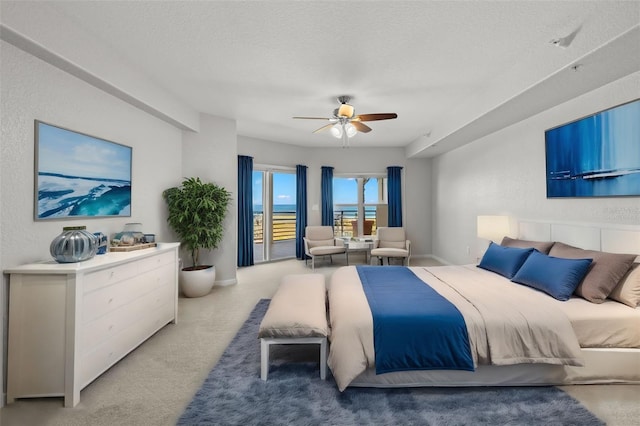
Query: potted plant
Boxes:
[{"xmin": 163, "ymin": 177, "xmax": 231, "ymax": 297}]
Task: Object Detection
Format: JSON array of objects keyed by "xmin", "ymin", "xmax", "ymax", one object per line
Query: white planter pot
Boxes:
[{"xmin": 179, "ymin": 265, "xmax": 216, "ymax": 298}]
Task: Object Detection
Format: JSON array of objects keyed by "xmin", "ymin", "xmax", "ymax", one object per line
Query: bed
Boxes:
[{"xmin": 326, "ymin": 221, "xmax": 640, "ymax": 391}]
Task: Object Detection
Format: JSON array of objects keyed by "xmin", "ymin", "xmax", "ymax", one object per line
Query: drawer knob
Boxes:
[{"xmin": 108, "ymin": 298, "xmax": 113, "ymax": 304}]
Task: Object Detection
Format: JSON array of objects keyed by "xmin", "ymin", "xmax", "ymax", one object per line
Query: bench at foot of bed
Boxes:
[{"xmin": 258, "ymin": 273, "xmax": 329, "ymax": 380}]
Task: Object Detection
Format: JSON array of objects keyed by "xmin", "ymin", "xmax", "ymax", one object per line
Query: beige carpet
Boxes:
[{"xmin": 1, "ymin": 256, "xmax": 638, "ymax": 425}]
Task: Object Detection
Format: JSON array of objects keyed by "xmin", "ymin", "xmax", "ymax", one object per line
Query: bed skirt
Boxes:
[{"xmin": 348, "ymin": 348, "xmax": 640, "ymax": 388}]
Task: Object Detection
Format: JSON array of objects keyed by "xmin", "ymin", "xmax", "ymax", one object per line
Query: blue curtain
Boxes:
[
  {"xmin": 237, "ymin": 155, "xmax": 254, "ymax": 266},
  {"xmin": 388, "ymin": 166, "xmax": 403, "ymax": 227},
  {"xmin": 321, "ymin": 166, "xmax": 334, "ymax": 226},
  {"xmin": 295, "ymin": 165, "xmax": 308, "ymax": 260}
]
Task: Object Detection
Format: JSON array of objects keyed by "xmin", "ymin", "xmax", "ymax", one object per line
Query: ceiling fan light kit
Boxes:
[
  {"xmin": 330, "ymin": 122, "xmax": 357, "ymax": 147},
  {"xmin": 293, "ymin": 96, "xmax": 398, "ymax": 147}
]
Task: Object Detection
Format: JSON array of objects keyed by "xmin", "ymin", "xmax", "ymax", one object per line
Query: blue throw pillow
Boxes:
[
  {"xmin": 477, "ymin": 242, "xmax": 534, "ymax": 279},
  {"xmin": 511, "ymin": 250, "xmax": 593, "ymax": 301}
]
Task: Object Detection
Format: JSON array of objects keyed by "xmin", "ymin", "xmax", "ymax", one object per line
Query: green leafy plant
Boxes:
[{"xmin": 163, "ymin": 177, "xmax": 231, "ymax": 269}]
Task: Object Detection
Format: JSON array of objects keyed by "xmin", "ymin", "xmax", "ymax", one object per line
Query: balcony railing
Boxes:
[
  {"xmin": 253, "ymin": 209, "xmax": 378, "ymax": 244},
  {"xmin": 254, "ymin": 211, "xmax": 296, "ymax": 243},
  {"xmin": 333, "ymin": 210, "xmax": 377, "ymax": 238}
]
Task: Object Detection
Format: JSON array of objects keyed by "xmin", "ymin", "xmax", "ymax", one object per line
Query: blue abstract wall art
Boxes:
[
  {"xmin": 545, "ymin": 99, "xmax": 640, "ymax": 198},
  {"xmin": 35, "ymin": 121, "xmax": 132, "ymax": 220}
]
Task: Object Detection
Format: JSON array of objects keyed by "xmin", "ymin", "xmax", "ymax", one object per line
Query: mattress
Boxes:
[{"xmin": 327, "ymin": 264, "xmax": 640, "ymax": 390}]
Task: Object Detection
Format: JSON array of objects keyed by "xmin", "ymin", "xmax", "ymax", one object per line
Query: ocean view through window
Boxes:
[
  {"xmin": 333, "ymin": 176, "xmax": 387, "ymax": 237},
  {"xmin": 252, "ymin": 170, "xmax": 388, "ymax": 261}
]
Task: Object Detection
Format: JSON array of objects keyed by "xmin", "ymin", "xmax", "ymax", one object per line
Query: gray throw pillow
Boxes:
[
  {"xmin": 501, "ymin": 236, "xmax": 554, "ymax": 254},
  {"xmin": 549, "ymin": 242, "xmax": 636, "ymax": 303}
]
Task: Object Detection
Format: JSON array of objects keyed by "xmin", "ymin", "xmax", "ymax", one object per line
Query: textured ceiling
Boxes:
[{"xmin": 4, "ymin": 1, "xmax": 640, "ymax": 156}]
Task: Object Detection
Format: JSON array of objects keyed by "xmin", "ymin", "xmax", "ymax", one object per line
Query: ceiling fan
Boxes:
[{"xmin": 293, "ymin": 96, "xmax": 398, "ymax": 147}]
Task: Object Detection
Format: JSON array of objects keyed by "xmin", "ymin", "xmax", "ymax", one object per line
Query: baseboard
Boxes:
[
  {"xmin": 427, "ymin": 254, "xmax": 452, "ymax": 265},
  {"xmin": 409, "ymin": 254, "xmax": 428, "ymax": 260},
  {"xmin": 215, "ymin": 278, "xmax": 237, "ymax": 287}
]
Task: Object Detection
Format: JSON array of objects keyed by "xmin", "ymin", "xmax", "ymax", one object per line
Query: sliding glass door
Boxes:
[
  {"xmin": 253, "ymin": 171, "xmax": 265, "ymax": 262},
  {"xmin": 253, "ymin": 168, "xmax": 297, "ymax": 262}
]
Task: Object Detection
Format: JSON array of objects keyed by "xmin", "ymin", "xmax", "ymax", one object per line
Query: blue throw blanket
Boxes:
[{"xmin": 356, "ymin": 266, "xmax": 474, "ymax": 374}]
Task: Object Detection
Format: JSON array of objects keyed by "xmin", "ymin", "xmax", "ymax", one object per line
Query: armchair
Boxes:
[
  {"xmin": 370, "ymin": 227, "xmax": 411, "ymax": 266},
  {"xmin": 304, "ymin": 226, "xmax": 348, "ymax": 270}
]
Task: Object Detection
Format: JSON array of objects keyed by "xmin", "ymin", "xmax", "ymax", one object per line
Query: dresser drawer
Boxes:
[
  {"xmin": 84, "ymin": 262, "xmax": 138, "ymax": 293},
  {"xmin": 82, "ymin": 264, "xmax": 175, "ymax": 323},
  {"xmin": 138, "ymin": 251, "xmax": 176, "ymax": 274},
  {"xmin": 81, "ymin": 282, "xmax": 175, "ymax": 355},
  {"xmin": 83, "ymin": 278, "xmax": 139, "ymax": 324},
  {"xmin": 80, "ymin": 303, "xmax": 175, "ymax": 387}
]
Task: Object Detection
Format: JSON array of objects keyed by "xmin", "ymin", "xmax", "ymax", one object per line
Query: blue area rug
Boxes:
[{"xmin": 177, "ymin": 299, "xmax": 604, "ymax": 426}]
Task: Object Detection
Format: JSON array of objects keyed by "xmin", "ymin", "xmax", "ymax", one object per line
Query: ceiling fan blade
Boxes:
[
  {"xmin": 351, "ymin": 121, "xmax": 372, "ymax": 133},
  {"xmin": 313, "ymin": 123, "xmax": 335, "ymax": 133},
  {"xmin": 354, "ymin": 113, "xmax": 398, "ymax": 122},
  {"xmin": 292, "ymin": 116, "xmax": 332, "ymax": 120}
]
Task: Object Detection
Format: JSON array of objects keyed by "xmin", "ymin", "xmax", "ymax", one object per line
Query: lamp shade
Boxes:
[
  {"xmin": 345, "ymin": 122, "xmax": 357, "ymax": 138},
  {"xmin": 330, "ymin": 123, "xmax": 343, "ymax": 138},
  {"xmin": 477, "ymin": 215, "xmax": 510, "ymax": 242},
  {"xmin": 338, "ymin": 103, "xmax": 354, "ymax": 118}
]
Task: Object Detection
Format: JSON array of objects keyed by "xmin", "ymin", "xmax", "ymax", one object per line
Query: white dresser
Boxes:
[{"xmin": 5, "ymin": 243, "xmax": 179, "ymax": 407}]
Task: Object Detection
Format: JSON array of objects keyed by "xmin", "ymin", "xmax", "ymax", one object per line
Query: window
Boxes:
[{"xmin": 333, "ymin": 175, "xmax": 387, "ymax": 238}]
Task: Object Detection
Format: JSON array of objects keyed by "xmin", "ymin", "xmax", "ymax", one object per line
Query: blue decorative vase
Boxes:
[
  {"xmin": 93, "ymin": 232, "xmax": 109, "ymax": 255},
  {"xmin": 50, "ymin": 226, "xmax": 98, "ymax": 263}
]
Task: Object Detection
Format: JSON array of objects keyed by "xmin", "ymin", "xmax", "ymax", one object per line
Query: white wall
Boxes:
[
  {"xmin": 431, "ymin": 71, "xmax": 640, "ymax": 265},
  {"xmin": 181, "ymin": 114, "xmax": 238, "ymax": 285},
  {"xmin": 405, "ymin": 157, "xmax": 433, "ymax": 257},
  {"xmin": 238, "ymin": 136, "xmax": 432, "ymax": 256},
  {"xmin": 1, "ymin": 1, "xmax": 199, "ymax": 131},
  {"xmin": 0, "ymin": 41, "xmax": 183, "ymax": 405}
]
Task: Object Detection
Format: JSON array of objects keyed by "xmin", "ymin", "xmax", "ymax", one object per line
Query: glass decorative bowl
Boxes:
[{"xmin": 111, "ymin": 222, "xmax": 145, "ymax": 246}]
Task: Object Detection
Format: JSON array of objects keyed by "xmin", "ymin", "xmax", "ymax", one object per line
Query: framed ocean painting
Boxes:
[
  {"xmin": 34, "ymin": 120, "xmax": 132, "ymax": 220},
  {"xmin": 545, "ymin": 99, "xmax": 640, "ymax": 198}
]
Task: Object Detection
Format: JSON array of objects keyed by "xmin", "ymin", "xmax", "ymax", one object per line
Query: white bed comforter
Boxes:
[{"xmin": 327, "ymin": 265, "xmax": 585, "ymax": 391}]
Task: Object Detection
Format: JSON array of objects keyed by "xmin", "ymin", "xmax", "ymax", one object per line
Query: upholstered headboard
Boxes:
[{"xmin": 517, "ymin": 220, "xmax": 640, "ymax": 257}]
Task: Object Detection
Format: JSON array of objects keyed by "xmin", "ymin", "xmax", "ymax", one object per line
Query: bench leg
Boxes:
[
  {"xmin": 261, "ymin": 339, "xmax": 269, "ymax": 380},
  {"xmin": 320, "ymin": 338, "xmax": 327, "ymax": 380},
  {"xmin": 260, "ymin": 337, "xmax": 327, "ymax": 381}
]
